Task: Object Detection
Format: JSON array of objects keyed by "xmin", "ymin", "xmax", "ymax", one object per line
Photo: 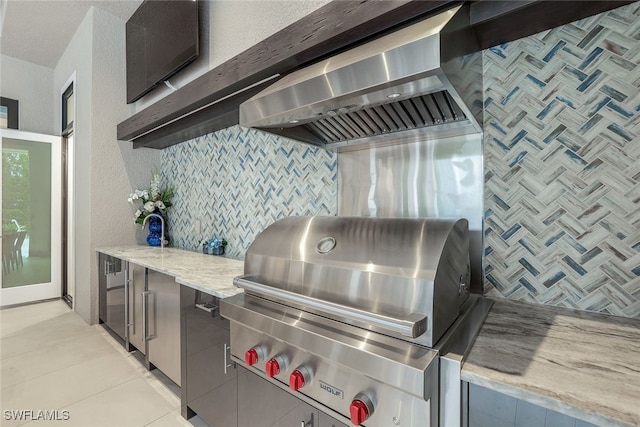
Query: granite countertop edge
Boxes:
[
  {"xmin": 96, "ymin": 245, "xmax": 244, "ymax": 299},
  {"xmin": 461, "ymin": 298, "xmax": 640, "ymax": 427}
]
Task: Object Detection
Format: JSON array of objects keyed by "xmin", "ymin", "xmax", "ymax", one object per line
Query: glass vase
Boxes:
[{"xmin": 146, "ymin": 214, "xmax": 164, "ymax": 247}]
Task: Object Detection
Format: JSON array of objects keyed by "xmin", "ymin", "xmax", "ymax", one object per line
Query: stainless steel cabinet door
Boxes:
[
  {"xmin": 127, "ymin": 262, "xmax": 146, "ymax": 355},
  {"xmin": 318, "ymin": 412, "xmax": 349, "ymax": 427},
  {"xmin": 237, "ymin": 366, "xmax": 318, "ymax": 427},
  {"xmin": 272, "ymin": 404, "xmax": 317, "ymax": 427},
  {"xmin": 181, "ymin": 286, "xmax": 237, "ymax": 427},
  {"xmin": 147, "ymin": 269, "xmax": 181, "ymax": 386},
  {"xmin": 98, "ymin": 254, "xmax": 127, "ymax": 342}
]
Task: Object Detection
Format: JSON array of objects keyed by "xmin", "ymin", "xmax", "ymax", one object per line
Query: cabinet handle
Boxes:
[
  {"xmin": 142, "ymin": 291, "xmax": 151, "ymax": 342},
  {"xmin": 223, "ymin": 343, "xmax": 234, "ymax": 374},
  {"xmin": 124, "ymin": 265, "xmax": 130, "ymax": 341},
  {"xmin": 301, "ymin": 413, "xmax": 313, "ymax": 427},
  {"xmin": 129, "ymin": 275, "xmax": 136, "ymax": 335},
  {"xmin": 195, "ymin": 303, "xmax": 218, "ymax": 315}
]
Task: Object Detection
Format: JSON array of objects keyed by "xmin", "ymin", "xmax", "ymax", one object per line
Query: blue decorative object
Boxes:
[
  {"xmin": 201, "ymin": 236, "xmax": 227, "ymax": 255},
  {"xmin": 210, "ymin": 246, "xmax": 225, "ymax": 255},
  {"xmin": 146, "ymin": 215, "xmax": 163, "ymax": 247}
]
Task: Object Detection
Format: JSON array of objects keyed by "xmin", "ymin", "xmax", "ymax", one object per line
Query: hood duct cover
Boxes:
[{"xmin": 239, "ymin": 4, "xmax": 483, "ymax": 152}]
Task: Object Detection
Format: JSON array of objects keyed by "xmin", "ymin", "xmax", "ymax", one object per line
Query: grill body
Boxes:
[{"xmin": 221, "ymin": 216, "xmax": 490, "ymax": 426}]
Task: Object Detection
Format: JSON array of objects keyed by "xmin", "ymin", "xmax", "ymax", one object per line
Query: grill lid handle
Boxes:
[{"xmin": 234, "ymin": 275, "xmax": 428, "ymax": 338}]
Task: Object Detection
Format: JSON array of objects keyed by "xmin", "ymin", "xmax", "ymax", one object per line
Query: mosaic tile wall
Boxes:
[
  {"xmin": 160, "ymin": 126, "xmax": 337, "ymax": 259},
  {"xmin": 483, "ymin": 2, "xmax": 640, "ymax": 317}
]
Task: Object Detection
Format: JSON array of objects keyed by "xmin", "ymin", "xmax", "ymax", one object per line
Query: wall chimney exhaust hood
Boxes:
[{"xmin": 239, "ymin": 4, "xmax": 483, "ymax": 152}]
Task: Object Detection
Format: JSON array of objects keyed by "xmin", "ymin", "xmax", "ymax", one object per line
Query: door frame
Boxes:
[
  {"xmin": 61, "ymin": 72, "xmax": 76, "ymax": 307},
  {"xmin": 1, "ymin": 128, "xmax": 62, "ymax": 306}
]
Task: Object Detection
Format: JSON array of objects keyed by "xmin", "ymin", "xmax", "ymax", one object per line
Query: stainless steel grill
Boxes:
[{"xmin": 221, "ymin": 216, "xmax": 491, "ymax": 427}]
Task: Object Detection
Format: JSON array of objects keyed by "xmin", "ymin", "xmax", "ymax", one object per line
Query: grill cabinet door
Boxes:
[
  {"xmin": 181, "ymin": 286, "xmax": 237, "ymax": 427},
  {"xmin": 318, "ymin": 412, "xmax": 349, "ymax": 427},
  {"xmin": 237, "ymin": 366, "xmax": 318, "ymax": 427}
]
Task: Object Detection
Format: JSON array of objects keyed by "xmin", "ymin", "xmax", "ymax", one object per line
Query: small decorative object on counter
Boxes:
[
  {"xmin": 128, "ymin": 169, "xmax": 174, "ymax": 247},
  {"xmin": 201, "ymin": 237, "xmax": 227, "ymax": 255}
]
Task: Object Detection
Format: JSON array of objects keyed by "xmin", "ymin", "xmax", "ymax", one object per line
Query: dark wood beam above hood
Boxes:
[
  {"xmin": 470, "ymin": 0, "xmax": 635, "ymax": 49},
  {"xmin": 117, "ymin": 0, "xmax": 456, "ymax": 148},
  {"xmin": 118, "ymin": 0, "xmax": 634, "ymax": 149}
]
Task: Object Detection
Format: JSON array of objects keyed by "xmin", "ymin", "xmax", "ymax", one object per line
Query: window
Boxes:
[{"xmin": 62, "ymin": 84, "xmax": 74, "ymax": 134}]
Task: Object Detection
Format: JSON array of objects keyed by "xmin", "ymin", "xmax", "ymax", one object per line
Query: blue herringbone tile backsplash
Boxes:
[
  {"xmin": 159, "ymin": 2, "xmax": 639, "ymax": 319},
  {"xmin": 160, "ymin": 126, "xmax": 337, "ymax": 259},
  {"xmin": 484, "ymin": 2, "xmax": 640, "ymax": 317}
]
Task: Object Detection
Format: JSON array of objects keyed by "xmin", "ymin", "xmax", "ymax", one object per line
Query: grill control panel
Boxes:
[{"xmin": 230, "ymin": 323, "xmax": 438, "ymax": 427}]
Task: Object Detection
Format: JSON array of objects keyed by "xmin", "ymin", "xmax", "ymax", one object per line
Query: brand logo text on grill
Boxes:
[{"xmin": 319, "ymin": 381, "xmax": 343, "ymax": 399}]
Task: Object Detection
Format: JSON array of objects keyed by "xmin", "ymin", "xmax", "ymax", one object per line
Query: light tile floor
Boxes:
[{"xmin": 0, "ymin": 300, "xmax": 208, "ymax": 427}]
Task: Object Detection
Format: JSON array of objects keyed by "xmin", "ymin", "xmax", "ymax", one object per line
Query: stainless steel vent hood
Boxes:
[{"xmin": 239, "ymin": 4, "xmax": 483, "ymax": 152}]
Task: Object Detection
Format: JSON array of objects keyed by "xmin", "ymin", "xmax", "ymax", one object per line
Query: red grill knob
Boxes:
[
  {"xmin": 245, "ymin": 349, "xmax": 259, "ymax": 366},
  {"xmin": 349, "ymin": 394, "xmax": 374, "ymax": 426},
  {"xmin": 244, "ymin": 346, "xmax": 266, "ymax": 367},
  {"xmin": 265, "ymin": 358, "xmax": 281, "ymax": 377},
  {"xmin": 349, "ymin": 400, "xmax": 369, "ymax": 425},
  {"xmin": 290, "ymin": 366, "xmax": 315, "ymax": 391},
  {"xmin": 289, "ymin": 370, "xmax": 305, "ymax": 390}
]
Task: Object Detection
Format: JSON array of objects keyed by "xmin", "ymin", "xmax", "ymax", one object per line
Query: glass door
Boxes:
[{"xmin": 1, "ymin": 129, "xmax": 61, "ymax": 306}]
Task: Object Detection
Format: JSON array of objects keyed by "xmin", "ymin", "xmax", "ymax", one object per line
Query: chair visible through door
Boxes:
[
  {"xmin": 2, "ymin": 232, "xmax": 18, "ymax": 274},
  {"xmin": 14, "ymin": 231, "xmax": 27, "ymax": 268}
]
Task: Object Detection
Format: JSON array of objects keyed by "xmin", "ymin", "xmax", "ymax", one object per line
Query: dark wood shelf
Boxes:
[{"xmin": 470, "ymin": 0, "xmax": 634, "ymax": 50}]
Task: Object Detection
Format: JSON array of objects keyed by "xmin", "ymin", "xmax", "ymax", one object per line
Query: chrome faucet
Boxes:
[{"xmin": 142, "ymin": 213, "xmax": 165, "ymax": 249}]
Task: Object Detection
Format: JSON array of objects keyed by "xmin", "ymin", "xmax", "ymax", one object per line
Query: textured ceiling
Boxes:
[{"xmin": 0, "ymin": 0, "xmax": 143, "ymax": 69}]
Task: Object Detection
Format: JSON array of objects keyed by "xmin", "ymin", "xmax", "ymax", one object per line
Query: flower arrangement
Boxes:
[{"xmin": 128, "ymin": 172, "xmax": 174, "ymax": 224}]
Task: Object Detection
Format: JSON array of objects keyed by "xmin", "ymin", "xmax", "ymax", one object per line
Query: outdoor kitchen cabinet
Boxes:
[
  {"xmin": 237, "ymin": 366, "xmax": 318, "ymax": 427},
  {"xmin": 318, "ymin": 413, "xmax": 349, "ymax": 427},
  {"xmin": 127, "ymin": 262, "xmax": 146, "ymax": 354},
  {"xmin": 98, "ymin": 254, "xmax": 146, "ymax": 354},
  {"xmin": 97, "ymin": 255, "xmax": 181, "ymax": 386},
  {"xmin": 181, "ymin": 286, "xmax": 237, "ymax": 427},
  {"xmin": 146, "ymin": 269, "xmax": 181, "ymax": 386},
  {"xmin": 98, "ymin": 254, "xmax": 127, "ymax": 343},
  {"xmin": 235, "ymin": 365, "xmax": 350, "ymax": 427}
]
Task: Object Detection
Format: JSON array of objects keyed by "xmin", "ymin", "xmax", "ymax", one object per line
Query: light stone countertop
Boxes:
[
  {"xmin": 461, "ymin": 298, "xmax": 640, "ymax": 427},
  {"xmin": 97, "ymin": 247, "xmax": 640, "ymax": 426},
  {"xmin": 96, "ymin": 246, "xmax": 244, "ymax": 298}
]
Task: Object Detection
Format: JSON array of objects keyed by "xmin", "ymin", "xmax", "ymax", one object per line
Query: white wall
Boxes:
[
  {"xmin": 0, "ymin": 55, "xmax": 54, "ymax": 134},
  {"xmin": 53, "ymin": 9, "xmax": 95, "ymax": 323},
  {"xmin": 133, "ymin": 0, "xmax": 330, "ymax": 111},
  {"xmin": 54, "ymin": 7, "xmax": 159, "ymax": 324}
]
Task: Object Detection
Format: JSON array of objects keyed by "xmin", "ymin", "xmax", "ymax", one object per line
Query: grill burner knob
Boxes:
[
  {"xmin": 289, "ymin": 366, "xmax": 312, "ymax": 391},
  {"xmin": 349, "ymin": 393, "xmax": 374, "ymax": 425},
  {"xmin": 265, "ymin": 355, "xmax": 286, "ymax": 377},
  {"xmin": 244, "ymin": 346, "xmax": 266, "ymax": 366}
]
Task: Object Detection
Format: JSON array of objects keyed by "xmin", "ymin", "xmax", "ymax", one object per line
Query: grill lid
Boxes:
[
  {"xmin": 239, "ymin": 5, "xmax": 482, "ymax": 152},
  {"xmin": 237, "ymin": 216, "xmax": 470, "ymax": 347}
]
